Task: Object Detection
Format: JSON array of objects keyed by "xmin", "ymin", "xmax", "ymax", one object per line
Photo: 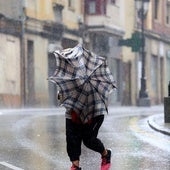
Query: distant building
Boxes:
[
  {"xmin": 139, "ymin": 0, "xmax": 170, "ymax": 104},
  {"xmin": 0, "ymin": 0, "xmax": 22, "ymax": 107},
  {"xmin": 0, "ymin": 0, "xmax": 169, "ymax": 108},
  {"xmin": 0, "ymin": 0, "xmax": 83, "ymax": 107},
  {"xmin": 84, "ymin": 0, "xmax": 125, "ymax": 105}
]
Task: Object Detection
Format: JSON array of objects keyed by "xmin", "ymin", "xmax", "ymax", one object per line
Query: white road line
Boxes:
[{"xmin": 0, "ymin": 162, "xmax": 24, "ymax": 170}]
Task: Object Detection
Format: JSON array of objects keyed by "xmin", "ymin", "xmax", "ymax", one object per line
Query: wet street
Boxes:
[{"xmin": 0, "ymin": 106, "xmax": 169, "ymax": 170}]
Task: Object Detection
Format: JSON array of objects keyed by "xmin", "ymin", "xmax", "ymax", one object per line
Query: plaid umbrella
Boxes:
[{"xmin": 48, "ymin": 44, "xmax": 116, "ymax": 123}]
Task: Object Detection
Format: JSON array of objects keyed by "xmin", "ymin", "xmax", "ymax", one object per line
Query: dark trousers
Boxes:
[{"xmin": 66, "ymin": 115, "xmax": 105, "ymax": 162}]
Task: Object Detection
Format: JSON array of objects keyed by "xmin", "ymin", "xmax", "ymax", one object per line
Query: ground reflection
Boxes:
[{"xmin": 0, "ymin": 111, "xmax": 169, "ymax": 170}]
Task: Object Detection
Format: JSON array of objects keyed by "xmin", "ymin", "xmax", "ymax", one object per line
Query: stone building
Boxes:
[
  {"xmin": 84, "ymin": 0, "xmax": 125, "ymax": 105},
  {"xmin": 148, "ymin": 0, "xmax": 170, "ymax": 104},
  {"xmin": 117, "ymin": 0, "xmax": 137, "ymax": 105},
  {"xmin": 1, "ymin": 0, "xmax": 169, "ymax": 108},
  {"xmin": 137, "ymin": 0, "xmax": 170, "ymax": 105},
  {"xmin": 0, "ymin": 0, "xmax": 124, "ymax": 107},
  {"xmin": 0, "ymin": 0, "xmax": 22, "ymax": 107},
  {"xmin": 119, "ymin": 0, "xmax": 170, "ymax": 106},
  {"xmin": 0, "ymin": 0, "xmax": 83, "ymax": 107}
]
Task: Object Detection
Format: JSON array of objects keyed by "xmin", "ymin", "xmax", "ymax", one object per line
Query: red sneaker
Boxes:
[
  {"xmin": 70, "ymin": 164, "xmax": 82, "ymax": 170},
  {"xmin": 101, "ymin": 149, "xmax": 111, "ymax": 170}
]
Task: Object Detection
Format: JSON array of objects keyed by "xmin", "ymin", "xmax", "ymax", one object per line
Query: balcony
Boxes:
[
  {"xmin": 85, "ymin": 0, "xmax": 124, "ymax": 35},
  {"xmin": 85, "ymin": 15, "xmax": 124, "ymax": 36}
]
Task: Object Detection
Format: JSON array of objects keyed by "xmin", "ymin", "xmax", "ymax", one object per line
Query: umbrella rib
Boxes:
[
  {"xmin": 88, "ymin": 62, "xmax": 102, "ymax": 78},
  {"xmin": 88, "ymin": 81, "xmax": 108, "ymax": 113},
  {"xmin": 90, "ymin": 78, "xmax": 116, "ymax": 88},
  {"xmin": 88, "ymin": 63, "xmax": 116, "ymax": 89}
]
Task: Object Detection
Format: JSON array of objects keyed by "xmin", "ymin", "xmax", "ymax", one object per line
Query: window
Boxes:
[
  {"xmin": 101, "ymin": 0, "xmax": 107, "ymax": 14},
  {"xmin": 89, "ymin": 1, "xmax": 96, "ymax": 14},
  {"xmin": 27, "ymin": 40, "xmax": 35, "ymax": 105},
  {"xmin": 138, "ymin": 59, "xmax": 142, "ymax": 90},
  {"xmin": 87, "ymin": 0, "xmax": 107, "ymax": 15},
  {"xmin": 68, "ymin": 0, "xmax": 75, "ymax": 9},
  {"xmin": 160, "ymin": 57, "xmax": 164, "ymax": 101},
  {"xmin": 92, "ymin": 34, "xmax": 109, "ymax": 53},
  {"xmin": 154, "ymin": 0, "xmax": 159, "ymax": 20},
  {"xmin": 110, "ymin": 0, "xmax": 116, "ymax": 4},
  {"xmin": 167, "ymin": 51, "xmax": 170, "ymax": 82},
  {"xmin": 166, "ymin": 0, "xmax": 170, "ymax": 24},
  {"xmin": 53, "ymin": 4, "xmax": 63, "ymax": 23},
  {"xmin": 151, "ymin": 55, "xmax": 158, "ymax": 93}
]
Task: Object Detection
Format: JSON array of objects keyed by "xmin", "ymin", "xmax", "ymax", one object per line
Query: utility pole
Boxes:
[{"xmin": 135, "ymin": 0, "xmax": 150, "ymax": 106}]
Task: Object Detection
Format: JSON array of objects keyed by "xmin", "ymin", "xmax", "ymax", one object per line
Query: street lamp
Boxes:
[{"xmin": 135, "ymin": 0, "xmax": 150, "ymax": 106}]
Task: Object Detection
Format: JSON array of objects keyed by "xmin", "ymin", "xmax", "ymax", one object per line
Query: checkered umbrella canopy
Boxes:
[{"xmin": 48, "ymin": 44, "xmax": 116, "ymax": 123}]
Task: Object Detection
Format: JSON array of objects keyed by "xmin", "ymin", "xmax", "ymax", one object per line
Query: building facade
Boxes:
[
  {"xmin": 84, "ymin": 0, "xmax": 125, "ymax": 105},
  {"xmin": 0, "ymin": 0, "xmax": 22, "ymax": 107},
  {"xmin": 147, "ymin": 0, "xmax": 170, "ymax": 104},
  {"xmin": 0, "ymin": 0, "xmax": 84, "ymax": 107},
  {"xmin": 118, "ymin": 0, "xmax": 137, "ymax": 105},
  {"xmin": 137, "ymin": 0, "xmax": 170, "ymax": 105},
  {"xmin": 1, "ymin": 0, "xmax": 170, "ymax": 108}
]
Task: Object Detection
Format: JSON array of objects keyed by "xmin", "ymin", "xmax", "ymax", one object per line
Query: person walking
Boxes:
[
  {"xmin": 49, "ymin": 44, "xmax": 116, "ymax": 170},
  {"xmin": 66, "ymin": 110, "xmax": 112, "ymax": 170}
]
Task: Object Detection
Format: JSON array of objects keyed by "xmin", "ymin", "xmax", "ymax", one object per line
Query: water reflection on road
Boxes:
[{"xmin": 0, "ymin": 108, "xmax": 169, "ymax": 170}]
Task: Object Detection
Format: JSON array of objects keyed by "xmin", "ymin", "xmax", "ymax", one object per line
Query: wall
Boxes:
[
  {"xmin": 0, "ymin": 0, "xmax": 22, "ymax": 19},
  {"xmin": 145, "ymin": 0, "xmax": 170, "ymax": 104},
  {"xmin": 120, "ymin": 0, "xmax": 137, "ymax": 105},
  {"xmin": 0, "ymin": 33, "xmax": 21, "ymax": 107}
]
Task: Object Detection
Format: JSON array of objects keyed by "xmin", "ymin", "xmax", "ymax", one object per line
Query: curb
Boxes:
[{"xmin": 147, "ymin": 114, "xmax": 170, "ymax": 136}]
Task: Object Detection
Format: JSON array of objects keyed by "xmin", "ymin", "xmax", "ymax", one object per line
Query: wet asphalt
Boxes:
[{"xmin": 0, "ymin": 106, "xmax": 169, "ymax": 170}]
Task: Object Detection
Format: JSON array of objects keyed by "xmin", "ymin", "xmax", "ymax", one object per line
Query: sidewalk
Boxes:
[
  {"xmin": 108, "ymin": 105, "xmax": 170, "ymax": 136},
  {"xmin": 148, "ymin": 114, "xmax": 170, "ymax": 136}
]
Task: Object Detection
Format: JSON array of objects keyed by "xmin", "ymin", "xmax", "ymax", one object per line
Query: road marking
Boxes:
[{"xmin": 0, "ymin": 162, "xmax": 24, "ymax": 170}]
